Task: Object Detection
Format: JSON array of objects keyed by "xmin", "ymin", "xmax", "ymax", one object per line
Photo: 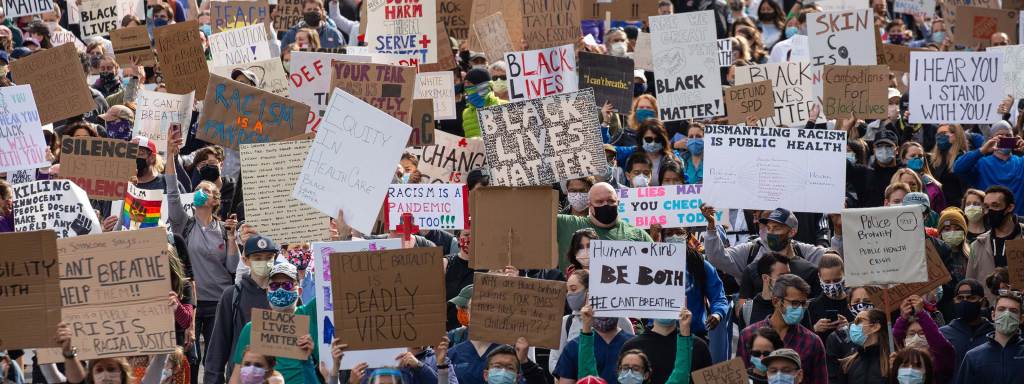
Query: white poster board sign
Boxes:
[
  {"xmin": 841, "ymin": 205, "xmax": 928, "ymax": 286},
  {"xmin": 409, "ymin": 130, "xmax": 486, "ymax": 184},
  {"xmin": 702, "ymin": 125, "xmax": 847, "ymax": 213},
  {"xmin": 79, "ymin": 0, "xmax": 118, "ymax": 38},
  {"xmin": 288, "ymin": 51, "xmax": 373, "ymax": 132},
  {"xmin": 134, "ymin": 90, "xmax": 195, "ymax": 155},
  {"xmin": 893, "ymin": 0, "xmax": 935, "ymax": 17},
  {"xmin": 208, "ymin": 24, "xmax": 272, "ymax": 68},
  {"xmin": 616, "ymin": 184, "xmax": 725, "ymax": 229},
  {"xmin": 807, "ymin": 8, "xmax": 876, "ymax": 116},
  {"xmin": 815, "ymin": 0, "xmax": 868, "ymax": 10},
  {"xmin": 292, "ymin": 88, "xmax": 412, "ymax": 234},
  {"xmin": 505, "ymin": 44, "xmax": 579, "ymax": 101},
  {"xmin": 988, "ymin": 45, "xmax": 1024, "ymax": 99},
  {"xmin": 385, "ymin": 183, "xmax": 468, "ymax": 230},
  {"xmin": 0, "ymin": 85, "xmax": 50, "ymax": 173},
  {"xmin": 13, "ymin": 180, "xmax": 101, "ymax": 238},
  {"xmin": 212, "ymin": 57, "xmax": 290, "ymax": 96},
  {"xmin": 414, "ymin": 71, "xmax": 457, "ymax": 120},
  {"xmin": 364, "ymin": 0, "xmax": 438, "ymax": 65},
  {"xmin": 908, "ymin": 51, "xmax": 1003, "ymax": 124},
  {"xmin": 588, "ymin": 239, "xmax": 686, "ymax": 318},
  {"xmin": 650, "ymin": 10, "xmax": 723, "ymax": 121}
]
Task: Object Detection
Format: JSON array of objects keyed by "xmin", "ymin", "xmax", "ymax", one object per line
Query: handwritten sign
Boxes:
[
  {"xmin": 725, "ymin": 80, "xmax": 775, "ymax": 124},
  {"xmin": 197, "ymin": 73, "xmax": 310, "ymax": 149},
  {"xmin": 468, "ymin": 0, "xmax": 522, "ymax": 52},
  {"xmin": 692, "ymin": 358, "xmax": 747, "ymax": 384},
  {"xmin": 842, "ymin": 205, "xmax": 927, "ymax": 286},
  {"xmin": 211, "ymin": 57, "xmax": 289, "ymax": 96},
  {"xmin": 734, "ymin": 61, "xmax": 822, "ymax": 128},
  {"xmin": 154, "ymin": 21, "xmax": 211, "ymax": 100},
  {"xmin": 10, "ymin": 44, "xmax": 95, "ymax": 125},
  {"xmin": 650, "ymin": 11, "xmax": 723, "ymax": 121},
  {"xmin": 893, "ymin": 0, "xmax": 935, "ymax": 17},
  {"xmin": 121, "ymin": 184, "xmax": 162, "ymax": 230},
  {"xmin": 472, "ymin": 12, "xmax": 515, "ymax": 66},
  {"xmin": 79, "ymin": 0, "xmax": 118, "ymax": 38},
  {"xmin": 703, "ymin": 125, "xmax": 846, "ymax": 213},
  {"xmin": 419, "ymin": 21, "xmax": 459, "ymax": 72},
  {"xmin": 0, "ymin": 85, "xmax": 49, "ymax": 173},
  {"xmin": 251, "ymin": 308, "xmax": 311, "ymax": 360},
  {"xmin": 385, "ymin": 184, "xmax": 467, "ymax": 230},
  {"xmin": 808, "ymin": 9, "xmax": 877, "ymax": 66},
  {"xmin": 879, "ymin": 44, "xmax": 920, "ymax": 73},
  {"xmin": 13, "ymin": 180, "xmax": 101, "ymax": 238},
  {"xmin": 272, "ymin": 0, "xmax": 302, "ymax": 33},
  {"xmin": 134, "ymin": 90, "xmax": 194, "ymax": 155},
  {"xmin": 408, "ymin": 99, "xmax": 436, "ymax": 147},
  {"xmin": 292, "ymin": 88, "xmax": 411, "ymax": 234},
  {"xmin": 208, "ymin": 23, "xmax": 272, "ymax": 67},
  {"xmin": 822, "ymin": 65, "xmax": 888, "ymax": 120},
  {"xmin": 414, "ymin": 71, "xmax": 456, "ymax": 120},
  {"xmin": 240, "ymin": 140, "xmax": 330, "ymax": 244},
  {"xmin": 365, "ymin": 0, "xmax": 438, "ymax": 66},
  {"xmin": 633, "ymin": 32, "xmax": 652, "ymax": 71},
  {"xmin": 8, "ymin": 169, "xmax": 36, "ymax": 185},
  {"xmin": 521, "ymin": 0, "xmax": 579, "ymax": 49},
  {"xmin": 505, "ymin": 44, "xmax": 578, "ymax": 101},
  {"xmin": 588, "ymin": 239, "xmax": 686, "ymax": 318},
  {"xmin": 989, "ymin": 45, "xmax": 1024, "ymax": 99},
  {"xmin": 2, "ymin": 0, "xmax": 54, "ymax": 17},
  {"xmin": 330, "ymin": 247, "xmax": 445, "ymax": 350},
  {"xmin": 210, "ymin": 0, "xmax": 270, "ymax": 34},
  {"xmin": 59, "ymin": 137, "xmax": 137, "ymax": 201},
  {"xmin": 0, "ymin": 230, "xmax": 61, "ymax": 350},
  {"xmin": 110, "ymin": 26, "xmax": 157, "ymax": 66},
  {"xmin": 438, "ymin": 0, "xmax": 472, "ymax": 40},
  {"xmin": 909, "ymin": 51, "xmax": 1003, "ymax": 124},
  {"xmin": 717, "ymin": 38, "xmax": 733, "ymax": 67},
  {"xmin": 469, "ymin": 273, "xmax": 565, "ymax": 348},
  {"xmin": 578, "ymin": 51, "xmax": 633, "ymax": 114},
  {"xmin": 616, "ymin": 184, "xmax": 724, "ymax": 229},
  {"xmin": 410, "ymin": 130, "xmax": 486, "ymax": 184},
  {"xmin": 470, "ymin": 186, "xmax": 557, "ymax": 269},
  {"xmin": 865, "ymin": 240, "xmax": 950, "ymax": 312},
  {"xmin": 1006, "ymin": 240, "xmax": 1024, "ymax": 289},
  {"xmin": 940, "ymin": 0, "xmax": 999, "ymax": 25},
  {"xmin": 479, "ymin": 89, "xmax": 606, "ymax": 186},
  {"xmin": 329, "ymin": 61, "xmax": 416, "ymax": 125},
  {"xmin": 288, "ymin": 51, "xmax": 373, "ymax": 132}
]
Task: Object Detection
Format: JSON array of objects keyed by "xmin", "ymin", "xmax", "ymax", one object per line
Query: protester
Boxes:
[
  {"xmin": 807, "ymin": 254, "xmax": 853, "ymax": 342},
  {"xmin": 556, "ymin": 183, "xmax": 652, "ymax": 268},
  {"xmin": 954, "ymin": 292, "xmax": 1024, "ymax": 383},
  {"xmin": 446, "ymin": 228, "xmax": 476, "ymax": 330},
  {"xmin": 961, "ymin": 189, "xmax": 988, "ymax": 242},
  {"xmin": 579, "ymin": 306, "xmax": 697, "ymax": 384},
  {"xmin": 555, "ymin": 302, "xmax": 634, "ymax": 384},
  {"xmin": 746, "ymin": 327, "xmax": 785, "ymax": 384},
  {"xmin": 282, "ymin": 0, "xmax": 346, "ymax": 48},
  {"xmin": 461, "ymin": 68, "xmax": 505, "ymax": 138},
  {"xmin": 966, "ymin": 186, "xmax": 1024, "ymax": 303},
  {"xmin": 703, "ymin": 206, "xmax": 825, "ymax": 284},
  {"xmin": 564, "ymin": 229, "xmax": 596, "ymax": 276},
  {"xmin": 939, "ymin": 279, "xmax": 994, "ymax": 374},
  {"xmin": 892, "ymin": 295, "xmax": 955, "ymax": 384},
  {"xmin": 762, "ymin": 349, "xmax": 806, "ymax": 384},
  {"xmin": 953, "ymin": 125, "xmax": 1024, "ymax": 215}
]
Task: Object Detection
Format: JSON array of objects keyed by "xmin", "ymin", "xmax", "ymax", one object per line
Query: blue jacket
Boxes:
[
  {"xmin": 282, "ymin": 19, "xmax": 346, "ymax": 49},
  {"xmin": 686, "ymin": 260, "xmax": 730, "ymax": 335},
  {"xmin": 954, "ymin": 333, "xmax": 1024, "ymax": 384},
  {"xmin": 940, "ymin": 318, "xmax": 995, "ymax": 376},
  {"xmin": 952, "ymin": 150, "xmax": 1024, "ymax": 215}
]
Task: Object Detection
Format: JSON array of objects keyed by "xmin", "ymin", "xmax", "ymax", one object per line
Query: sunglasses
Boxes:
[
  {"xmin": 642, "ymin": 137, "xmax": 659, "ymax": 143},
  {"xmin": 269, "ymin": 281, "xmax": 295, "ymax": 291},
  {"xmin": 749, "ymin": 350, "xmax": 771, "ymax": 358}
]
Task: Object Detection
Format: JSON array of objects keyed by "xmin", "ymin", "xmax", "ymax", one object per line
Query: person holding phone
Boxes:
[
  {"xmin": 953, "ymin": 122, "xmax": 1024, "ymax": 215},
  {"xmin": 807, "ymin": 253, "xmax": 854, "ymax": 342}
]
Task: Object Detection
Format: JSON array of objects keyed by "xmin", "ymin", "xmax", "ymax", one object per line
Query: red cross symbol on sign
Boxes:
[
  {"xmin": 418, "ymin": 34, "xmax": 432, "ymax": 49},
  {"xmin": 396, "ymin": 212, "xmax": 420, "ymax": 241}
]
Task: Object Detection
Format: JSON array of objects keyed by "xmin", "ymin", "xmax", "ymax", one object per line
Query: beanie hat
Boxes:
[
  {"xmin": 938, "ymin": 207, "xmax": 968, "ymax": 231},
  {"xmin": 465, "ymin": 67, "xmax": 491, "ymax": 85}
]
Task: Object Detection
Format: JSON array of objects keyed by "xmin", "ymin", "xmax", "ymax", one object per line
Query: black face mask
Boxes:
[
  {"xmin": 199, "ymin": 165, "xmax": 220, "ymax": 182},
  {"xmin": 593, "ymin": 204, "xmax": 618, "ymax": 225},
  {"xmin": 303, "ymin": 11, "xmax": 322, "ymax": 27},
  {"xmin": 136, "ymin": 158, "xmax": 149, "ymax": 174},
  {"xmin": 955, "ymin": 300, "xmax": 981, "ymax": 321},
  {"xmin": 759, "ymin": 12, "xmax": 775, "ymax": 21},
  {"xmin": 986, "ymin": 209, "xmax": 1009, "ymax": 229}
]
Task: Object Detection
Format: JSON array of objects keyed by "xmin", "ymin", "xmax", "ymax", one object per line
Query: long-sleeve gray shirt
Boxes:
[{"xmin": 166, "ymin": 179, "xmax": 239, "ymax": 302}]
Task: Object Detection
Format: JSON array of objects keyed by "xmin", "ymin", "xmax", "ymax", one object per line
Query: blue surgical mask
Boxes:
[
  {"xmin": 751, "ymin": 356, "xmax": 767, "ymax": 372},
  {"xmin": 768, "ymin": 373, "xmax": 796, "ymax": 384},
  {"xmin": 897, "ymin": 368, "xmax": 924, "ymax": 384},
  {"xmin": 487, "ymin": 368, "xmax": 516, "ymax": 384},
  {"xmin": 466, "ymin": 83, "xmax": 490, "ymax": 108},
  {"xmin": 193, "ymin": 189, "xmax": 209, "ymax": 208},
  {"xmin": 686, "ymin": 138, "xmax": 704, "ymax": 155},
  {"xmin": 907, "ymin": 157, "xmax": 924, "ymax": 172},
  {"xmin": 654, "ymin": 318, "xmax": 677, "ymax": 327},
  {"xmin": 846, "ymin": 152, "xmax": 856, "ymax": 163},
  {"xmin": 936, "ymin": 134, "xmax": 952, "ymax": 151},
  {"xmin": 931, "ymin": 31, "xmax": 945, "ymax": 44},
  {"xmin": 200, "ymin": 24, "xmax": 212, "ymax": 36},
  {"xmin": 784, "ymin": 26, "xmax": 798, "ymax": 38},
  {"xmin": 617, "ymin": 369, "xmax": 644, "ymax": 384},
  {"xmin": 848, "ymin": 323, "xmax": 868, "ymax": 346},
  {"xmin": 153, "ymin": 18, "xmax": 169, "ymax": 27},
  {"xmin": 642, "ymin": 141, "xmax": 663, "ymax": 153},
  {"xmin": 635, "ymin": 109, "xmax": 656, "ymax": 122},
  {"xmin": 783, "ymin": 305, "xmax": 805, "ymax": 325},
  {"xmin": 267, "ymin": 287, "xmax": 299, "ymax": 309}
]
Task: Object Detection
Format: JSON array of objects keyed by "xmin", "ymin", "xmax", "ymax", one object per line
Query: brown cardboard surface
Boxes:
[
  {"xmin": 329, "ymin": 247, "xmax": 445, "ymax": 350},
  {"xmin": 437, "ymin": 0, "xmax": 473, "ymax": 41},
  {"xmin": 822, "ymin": 65, "xmax": 889, "ymax": 120},
  {"xmin": 211, "ymin": 0, "xmax": 271, "ymax": 35},
  {"xmin": 154, "ymin": 21, "xmax": 211, "ymax": 100},
  {"xmin": 879, "ymin": 44, "xmax": 921, "ymax": 73},
  {"xmin": 469, "ymin": 273, "xmax": 566, "ymax": 348},
  {"xmin": 725, "ymin": 80, "xmax": 775, "ymax": 124},
  {"xmin": 250, "ymin": 308, "xmax": 311, "ymax": 360},
  {"xmin": 409, "ymin": 99, "xmax": 436, "ymax": 147},
  {"xmin": 579, "ymin": 0, "xmax": 660, "ymax": 20},
  {"xmin": 420, "ymin": 22, "xmax": 459, "ymax": 72},
  {"xmin": 9, "ymin": 44, "xmax": 96, "ymax": 125},
  {"xmin": 866, "ymin": 240, "xmax": 951, "ymax": 313},
  {"xmin": 110, "ymin": 26, "xmax": 157, "ymax": 66},
  {"xmin": 692, "ymin": 358, "xmax": 747, "ymax": 384},
  {"xmin": 58, "ymin": 136, "xmax": 138, "ymax": 201},
  {"xmin": 472, "ymin": 12, "xmax": 516, "ymax": 67},
  {"xmin": 521, "ymin": 0, "xmax": 581, "ymax": 49},
  {"xmin": 197, "ymin": 74, "xmax": 311, "ymax": 149},
  {"xmin": 273, "ymin": 0, "xmax": 303, "ymax": 33},
  {"xmin": 329, "ymin": 61, "xmax": 416, "ymax": 125},
  {"xmin": 1006, "ymin": 239, "xmax": 1024, "ymax": 288},
  {"xmin": 468, "ymin": 0, "xmax": 522, "ymax": 52},
  {"xmin": 0, "ymin": 231, "xmax": 61, "ymax": 350},
  {"xmin": 470, "ymin": 186, "xmax": 558, "ymax": 269},
  {"xmin": 954, "ymin": 6, "xmax": 1018, "ymax": 48}
]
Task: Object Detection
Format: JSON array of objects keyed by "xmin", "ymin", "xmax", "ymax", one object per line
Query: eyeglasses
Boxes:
[
  {"xmin": 642, "ymin": 136, "xmax": 658, "ymax": 143},
  {"xmin": 749, "ymin": 350, "xmax": 772, "ymax": 358},
  {"xmin": 782, "ymin": 298, "xmax": 808, "ymax": 308},
  {"xmin": 269, "ymin": 281, "xmax": 295, "ymax": 291}
]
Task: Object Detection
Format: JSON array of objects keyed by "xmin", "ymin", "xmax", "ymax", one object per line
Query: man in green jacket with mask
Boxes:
[{"xmin": 462, "ymin": 67, "xmax": 506, "ymax": 138}]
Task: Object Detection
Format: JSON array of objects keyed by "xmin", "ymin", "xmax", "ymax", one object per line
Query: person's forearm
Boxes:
[
  {"xmin": 577, "ymin": 332, "xmax": 599, "ymax": 378},
  {"xmin": 40, "ymin": 364, "xmax": 66, "ymax": 384},
  {"xmin": 64, "ymin": 355, "xmax": 87, "ymax": 384},
  {"xmin": 665, "ymin": 335, "xmax": 693, "ymax": 384}
]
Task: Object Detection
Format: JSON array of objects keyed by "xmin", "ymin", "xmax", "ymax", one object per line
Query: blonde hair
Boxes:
[
  {"xmin": 884, "ymin": 182, "xmax": 911, "ymax": 204},
  {"xmin": 930, "ymin": 124, "xmax": 968, "ymax": 172},
  {"xmin": 890, "ymin": 168, "xmax": 923, "ymax": 192},
  {"xmin": 86, "ymin": 358, "xmax": 132, "ymax": 384},
  {"xmin": 296, "ymin": 28, "xmax": 321, "ymax": 50}
]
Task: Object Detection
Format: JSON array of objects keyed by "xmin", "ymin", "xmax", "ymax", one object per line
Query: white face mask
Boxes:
[
  {"xmin": 631, "ymin": 174, "xmax": 650, "ymax": 187},
  {"xmin": 250, "ymin": 260, "xmax": 273, "ymax": 278},
  {"xmin": 609, "ymin": 42, "xmax": 628, "ymax": 57},
  {"xmin": 567, "ymin": 192, "xmax": 589, "ymax": 212},
  {"xmin": 575, "ymin": 249, "xmax": 590, "ymax": 267}
]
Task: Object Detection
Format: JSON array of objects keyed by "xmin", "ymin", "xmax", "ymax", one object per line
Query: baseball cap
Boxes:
[
  {"xmin": 269, "ymin": 262, "xmax": 298, "ymax": 281},
  {"xmin": 633, "ymin": 69, "xmax": 646, "ymax": 82},
  {"xmin": 131, "ymin": 136, "xmax": 158, "ymax": 154},
  {"xmin": 759, "ymin": 208, "xmax": 798, "ymax": 228},
  {"xmin": 245, "ymin": 235, "xmax": 279, "ymax": 256},
  {"xmin": 902, "ymin": 192, "xmax": 930, "ymax": 212},
  {"xmin": 99, "ymin": 105, "xmax": 135, "ymax": 122},
  {"xmin": 448, "ymin": 285, "xmax": 473, "ymax": 307},
  {"xmin": 22, "ymin": 37, "xmax": 39, "ymax": 48},
  {"xmin": 469, "ymin": 51, "xmax": 487, "ymax": 62},
  {"xmin": 887, "ymin": 87, "xmax": 901, "ymax": 101},
  {"xmin": 875, "ymin": 129, "xmax": 899, "ymax": 147},
  {"xmin": 230, "ymin": 68, "xmax": 258, "ymax": 86},
  {"xmin": 761, "ymin": 348, "xmax": 802, "ymax": 370}
]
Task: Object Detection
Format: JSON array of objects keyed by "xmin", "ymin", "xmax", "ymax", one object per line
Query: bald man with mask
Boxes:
[{"xmin": 555, "ymin": 182, "xmax": 652, "ymax": 270}]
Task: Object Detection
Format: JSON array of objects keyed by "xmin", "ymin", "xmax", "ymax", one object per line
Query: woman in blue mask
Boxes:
[
  {"xmin": 607, "ymin": 95, "xmax": 659, "ymax": 147},
  {"xmin": 678, "ymin": 124, "xmax": 706, "ymax": 184},
  {"xmin": 838, "ymin": 309, "xmax": 891, "ymax": 383},
  {"xmin": 612, "ymin": 120, "xmax": 681, "ymax": 186},
  {"xmin": 899, "ymin": 142, "xmax": 947, "ymax": 212},
  {"xmin": 746, "ymin": 327, "xmax": 784, "ymax": 384},
  {"xmin": 928, "ymin": 124, "xmax": 969, "ymax": 206},
  {"xmin": 889, "ymin": 348, "xmax": 934, "ymax": 384}
]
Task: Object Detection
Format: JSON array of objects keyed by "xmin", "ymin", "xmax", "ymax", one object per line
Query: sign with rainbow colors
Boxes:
[{"xmin": 121, "ymin": 184, "xmax": 162, "ymax": 230}]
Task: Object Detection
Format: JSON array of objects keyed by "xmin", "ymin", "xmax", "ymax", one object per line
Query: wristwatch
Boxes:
[{"xmin": 63, "ymin": 347, "xmax": 78, "ymax": 359}]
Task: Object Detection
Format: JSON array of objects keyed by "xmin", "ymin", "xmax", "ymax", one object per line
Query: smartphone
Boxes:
[
  {"xmin": 998, "ymin": 137, "xmax": 1018, "ymax": 150},
  {"xmin": 826, "ymin": 309, "xmax": 839, "ymax": 322}
]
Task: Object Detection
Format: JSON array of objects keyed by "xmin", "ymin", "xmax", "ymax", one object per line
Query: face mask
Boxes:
[
  {"xmin": 994, "ymin": 310, "xmax": 1021, "ymax": 336},
  {"xmin": 153, "ymin": 18, "xmax": 169, "ymax": 27},
  {"xmin": 904, "ymin": 334, "xmax": 928, "ymax": 349},
  {"xmin": 906, "ymin": 157, "xmax": 924, "ymax": 172},
  {"xmin": 567, "ymin": 192, "xmax": 589, "ymax": 212},
  {"xmin": 654, "ymin": 318, "xmax": 677, "ymax": 327},
  {"xmin": 998, "ymin": 148, "xmax": 1012, "ymax": 156},
  {"xmin": 160, "ymin": 368, "xmax": 173, "ymax": 383},
  {"xmin": 686, "ymin": 138, "xmax": 704, "ymax": 155},
  {"xmin": 576, "ymin": 249, "xmax": 589, "ymax": 267},
  {"xmin": 642, "ymin": 140, "xmax": 663, "ymax": 153},
  {"xmin": 267, "ymin": 287, "xmax": 299, "ymax": 309},
  {"xmin": 846, "ymin": 152, "xmax": 856, "ymax": 163},
  {"xmin": 941, "ymin": 230, "xmax": 965, "ymax": 246},
  {"xmin": 200, "ymin": 164, "xmax": 220, "ymax": 182},
  {"xmin": 635, "ymin": 109, "xmax": 656, "ymax": 122},
  {"xmin": 136, "ymin": 157, "xmax": 150, "ymax": 174},
  {"xmin": 955, "ymin": 300, "xmax": 981, "ymax": 321},
  {"xmin": 250, "ymin": 260, "xmax": 273, "ymax": 278},
  {"xmin": 821, "ymin": 280, "xmax": 845, "ymax": 299},
  {"xmin": 92, "ymin": 371, "xmax": 121, "ymax": 384},
  {"xmin": 665, "ymin": 234, "xmax": 687, "ymax": 243},
  {"xmin": 986, "ymin": 209, "xmax": 1008, "ymax": 229},
  {"xmin": 964, "ymin": 205, "xmax": 984, "ymax": 223},
  {"xmin": 303, "ymin": 11, "xmax": 322, "ymax": 26},
  {"xmin": 631, "ymin": 174, "xmax": 650, "ymax": 188},
  {"xmin": 487, "ymin": 368, "xmax": 516, "ymax": 384},
  {"xmin": 848, "ymin": 323, "xmax": 868, "ymax": 346},
  {"xmin": 617, "ymin": 369, "xmax": 644, "ymax": 384},
  {"xmin": 766, "ymin": 233, "xmax": 789, "ymax": 252},
  {"xmin": 593, "ymin": 204, "xmax": 618, "ymax": 225},
  {"xmin": 566, "ymin": 291, "xmax": 586, "ymax": 311},
  {"xmin": 199, "ymin": 23, "xmax": 212, "ymax": 36},
  {"xmin": 758, "ymin": 12, "xmax": 775, "ymax": 21},
  {"xmin": 193, "ymin": 189, "xmax": 209, "ymax": 208},
  {"xmin": 768, "ymin": 373, "xmax": 795, "ymax": 384},
  {"xmin": 592, "ymin": 317, "xmax": 618, "ymax": 332},
  {"xmin": 45, "ymin": 21, "xmax": 58, "ymax": 32},
  {"xmin": 454, "ymin": 84, "xmax": 465, "ymax": 95},
  {"xmin": 784, "ymin": 26, "xmax": 798, "ymax": 38},
  {"xmin": 889, "ymin": 34, "xmax": 905, "ymax": 44},
  {"xmin": 466, "ymin": 84, "xmax": 489, "ymax": 108},
  {"xmin": 609, "ymin": 42, "xmax": 628, "ymax": 57},
  {"xmin": 875, "ymin": 146, "xmax": 895, "ymax": 164},
  {"xmin": 89, "ymin": 53, "xmax": 103, "ymax": 68},
  {"xmin": 782, "ymin": 304, "xmax": 805, "ymax": 325},
  {"xmin": 937, "ymin": 134, "xmax": 952, "ymax": 151},
  {"xmin": 107, "ymin": 119, "xmax": 133, "ymax": 141},
  {"xmin": 456, "ymin": 307, "xmax": 470, "ymax": 326},
  {"xmin": 897, "ymin": 368, "xmax": 924, "ymax": 384},
  {"xmin": 633, "ymin": 82, "xmax": 646, "ymax": 97},
  {"xmin": 400, "ymin": 172, "xmax": 412, "ymax": 184},
  {"xmin": 850, "ymin": 302, "xmax": 874, "ymax": 314},
  {"xmin": 751, "ymin": 356, "xmax": 767, "ymax": 372},
  {"xmin": 931, "ymin": 31, "xmax": 945, "ymax": 43},
  {"xmin": 239, "ymin": 366, "xmax": 267, "ymax": 384}
]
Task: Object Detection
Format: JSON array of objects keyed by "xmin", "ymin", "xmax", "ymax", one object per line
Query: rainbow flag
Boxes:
[{"xmin": 122, "ymin": 184, "xmax": 163, "ymax": 230}]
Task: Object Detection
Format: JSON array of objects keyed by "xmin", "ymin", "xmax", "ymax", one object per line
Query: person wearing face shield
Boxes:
[
  {"xmin": 461, "ymin": 68, "xmax": 506, "ymax": 138},
  {"xmin": 954, "ymin": 293, "xmax": 1024, "ymax": 384}
]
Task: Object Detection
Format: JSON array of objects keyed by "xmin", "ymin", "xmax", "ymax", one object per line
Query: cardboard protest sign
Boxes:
[
  {"xmin": 1006, "ymin": 240, "xmax": 1024, "ymax": 288},
  {"xmin": 692, "ymin": 358, "xmax": 747, "ymax": 384},
  {"xmin": 438, "ymin": 0, "xmax": 472, "ymax": 40},
  {"xmin": 989, "ymin": 45, "xmax": 1024, "ymax": 99},
  {"xmin": 588, "ymin": 239, "xmax": 687, "ymax": 318},
  {"xmin": 879, "ymin": 44, "xmax": 921, "ymax": 73},
  {"xmin": 578, "ymin": 51, "xmax": 633, "ymax": 114},
  {"xmin": 288, "ymin": 51, "xmax": 373, "ymax": 132},
  {"xmin": 521, "ymin": 0, "xmax": 580, "ymax": 49},
  {"xmin": 240, "ymin": 140, "xmax": 330, "ymax": 244},
  {"xmin": 702, "ymin": 125, "xmax": 847, "ymax": 213},
  {"xmin": 955, "ymin": 7, "xmax": 1018, "ymax": 49},
  {"xmin": 725, "ymin": 80, "xmax": 775, "ymax": 124},
  {"xmin": 717, "ymin": 38, "xmax": 733, "ymax": 67},
  {"xmin": 365, "ymin": 0, "xmax": 438, "ymax": 66},
  {"xmin": 79, "ymin": 0, "xmax": 118, "ymax": 38},
  {"xmin": 330, "ymin": 247, "xmax": 445, "ymax": 350},
  {"xmin": 823, "ymin": 65, "xmax": 888, "ymax": 120},
  {"xmin": 212, "ymin": 58, "xmax": 290, "ymax": 96},
  {"xmin": 272, "ymin": 0, "xmax": 302, "ymax": 33},
  {"xmin": 616, "ymin": 184, "xmax": 725, "ymax": 229},
  {"xmin": 121, "ymin": 184, "xmax": 162, "ymax": 230},
  {"xmin": 197, "ymin": 74, "xmax": 311, "ymax": 149},
  {"xmin": 134, "ymin": 90, "xmax": 195, "ymax": 155},
  {"xmin": 579, "ymin": 0, "xmax": 660, "ymax": 19},
  {"xmin": 13, "ymin": 180, "xmax": 101, "ymax": 237},
  {"xmin": 329, "ymin": 61, "xmax": 416, "ymax": 125},
  {"xmin": 865, "ymin": 240, "xmax": 950, "ymax": 312},
  {"xmin": 734, "ymin": 61, "xmax": 821, "ymax": 127},
  {"xmin": 472, "ymin": 12, "xmax": 516, "ymax": 67},
  {"xmin": 313, "ymin": 239, "xmax": 402, "ymax": 370},
  {"xmin": 384, "ymin": 184, "xmax": 468, "ymax": 230},
  {"xmin": 808, "ymin": 9, "xmax": 877, "ymax": 66},
  {"xmin": 414, "ymin": 71, "xmax": 456, "ymax": 120},
  {"xmin": 409, "ymin": 99, "xmax": 436, "ymax": 147},
  {"xmin": 468, "ymin": 0, "xmax": 522, "ymax": 52},
  {"xmin": 633, "ymin": 32, "xmax": 652, "ymax": 71},
  {"xmin": 55, "ymin": 228, "xmax": 175, "ymax": 360},
  {"xmin": 410, "ymin": 130, "xmax": 486, "ymax": 183},
  {"xmin": 842, "ymin": 205, "xmax": 928, "ymax": 286},
  {"xmin": 479, "ymin": 89, "xmax": 605, "ymax": 186},
  {"xmin": 0, "ymin": 85, "xmax": 49, "ymax": 173},
  {"xmin": 58, "ymin": 137, "xmax": 138, "ymax": 201},
  {"xmin": 10, "ymin": 44, "xmax": 95, "ymax": 125},
  {"xmin": 0, "ymin": 230, "xmax": 61, "ymax": 350},
  {"xmin": 208, "ymin": 23, "xmax": 273, "ymax": 67},
  {"xmin": 505, "ymin": 45, "xmax": 578, "ymax": 101},
  {"xmin": 210, "ymin": 0, "xmax": 270, "ymax": 34},
  {"xmin": 110, "ymin": 26, "xmax": 157, "ymax": 66},
  {"xmin": 470, "ymin": 273, "xmax": 566, "ymax": 348},
  {"xmin": 292, "ymin": 88, "xmax": 411, "ymax": 234},
  {"xmin": 7, "ymin": 169, "xmax": 37, "ymax": 185},
  {"xmin": 909, "ymin": 51, "xmax": 1003, "ymax": 124},
  {"xmin": 154, "ymin": 21, "xmax": 211, "ymax": 100},
  {"xmin": 250, "ymin": 309, "xmax": 311, "ymax": 360},
  {"xmin": 893, "ymin": 0, "xmax": 935, "ymax": 17},
  {"xmin": 2, "ymin": 0, "xmax": 54, "ymax": 17},
  {"xmin": 650, "ymin": 11, "xmax": 723, "ymax": 121},
  {"xmin": 470, "ymin": 186, "xmax": 557, "ymax": 269},
  {"xmin": 420, "ymin": 22, "xmax": 459, "ymax": 72}
]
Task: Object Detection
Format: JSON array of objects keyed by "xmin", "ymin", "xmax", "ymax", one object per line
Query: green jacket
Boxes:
[
  {"xmin": 579, "ymin": 331, "xmax": 692, "ymax": 384},
  {"xmin": 461, "ymin": 92, "xmax": 506, "ymax": 138}
]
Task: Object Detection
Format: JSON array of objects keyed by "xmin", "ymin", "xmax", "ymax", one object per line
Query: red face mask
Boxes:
[
  {"xmin": 458, "ymin": 236, "xmax": 471, "ymax": 253},
  {"xmin": 457, "ymin": 307, "xmax": 470, "ymax": 326}
]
